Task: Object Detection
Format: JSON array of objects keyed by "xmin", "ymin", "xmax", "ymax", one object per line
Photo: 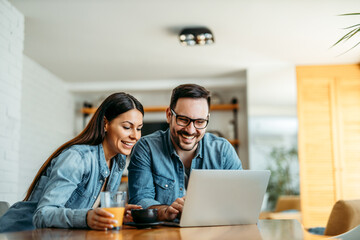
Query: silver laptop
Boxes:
[{"xmin": 165, "ymin": 169, "xmax": 270, "ymax": 227}]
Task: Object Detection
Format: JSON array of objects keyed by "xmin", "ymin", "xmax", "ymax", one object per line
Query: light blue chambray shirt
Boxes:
[
  {"xmin": 128, "ymin": 129, "xmax": 242, "ymax": 209},
  {"xmin": 0, "ymin": 144, "xmax": 126, "ymax": 233}
]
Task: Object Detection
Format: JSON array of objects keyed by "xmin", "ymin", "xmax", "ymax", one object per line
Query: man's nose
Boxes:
[{"xmin": 184, "ymin": 121, "xmax": 196, "ymax": 133}]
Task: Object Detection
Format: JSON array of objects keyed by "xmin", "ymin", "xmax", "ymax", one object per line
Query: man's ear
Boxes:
[{"xmin": 166, "ymin": 107, "xmax": 172, "ymax": 124}]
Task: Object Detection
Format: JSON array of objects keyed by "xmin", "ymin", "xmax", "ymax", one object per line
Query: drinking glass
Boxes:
[{"xmin": 100, "ymin": 191, "xmax": 126, "ymax": 230}]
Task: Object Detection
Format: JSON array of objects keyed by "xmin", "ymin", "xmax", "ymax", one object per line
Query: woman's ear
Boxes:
[{"xmin": 103, "ymin": 117, "xmax": 109, "ymax": 132}]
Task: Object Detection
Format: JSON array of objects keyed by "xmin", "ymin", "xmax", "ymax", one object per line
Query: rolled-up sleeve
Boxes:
[
  {"xmin": 128, "ymin": 140, "xmax": 161, "ymax": 209},
  {"xmin": 33, "ymin": 149, "xmax": 89, "ymax": 229}
]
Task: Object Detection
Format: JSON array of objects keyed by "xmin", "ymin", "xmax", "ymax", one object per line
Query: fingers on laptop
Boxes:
[
  {"xmin": 174, "ymin": 198, "xmax": 185, "ymax": 212},
  {"xmin": 165, "ymin": 206, "xmax": 178, "ymax": 220},
  {"xmin": 167, "ymin": 206, "xmax": 179, "ymax": 214},
  {"xmin": 170, "ymin": 198, "xmax": 184, "ymax": 213}
]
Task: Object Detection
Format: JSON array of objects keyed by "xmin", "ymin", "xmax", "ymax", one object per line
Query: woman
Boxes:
[{"xmin": 0, "ymin": 92, "xmax": 144, "ymax": 232}]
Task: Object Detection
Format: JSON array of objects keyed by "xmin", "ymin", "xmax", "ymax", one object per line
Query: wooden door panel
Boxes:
[
  {"xmin": 297, "ymin": 65, "xmax": 360, "ymax": 228},
  {"xmin": 336, "ymin": 78, "xmax": 360, "ymax": 200},
  {"xmin": 297, "ymin": 77, "xmax": 335, "ymax": 227}
]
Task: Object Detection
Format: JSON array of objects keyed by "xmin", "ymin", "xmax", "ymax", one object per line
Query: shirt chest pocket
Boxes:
[
  {"xmin": 153, "ymin": 174, "xmax": 175, "ymax": 205},
  {"xmin": 66, "ymin": 178, "xmax": 94, "ymax": 208}
]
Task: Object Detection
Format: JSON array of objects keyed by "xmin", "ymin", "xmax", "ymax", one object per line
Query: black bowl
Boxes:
[{"xmin": 131, "ymin": 209, "xmax": 158, "ymax": 223}]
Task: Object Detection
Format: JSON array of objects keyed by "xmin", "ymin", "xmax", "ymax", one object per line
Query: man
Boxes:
[{"xmin": 128, "ymin": 84, "xmax": 242, "ymax": 221}]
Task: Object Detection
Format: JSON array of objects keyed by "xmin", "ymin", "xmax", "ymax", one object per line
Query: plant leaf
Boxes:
[
  {"xmin": 332, "ymin": 12, "xmax": 360, "ymax": 52},
  {"xmin": 339, "ymin": 13, "xmax": 360, "ymax": 16},
  {"xmin": 344, "ymin": 24, "xmax": 360, "ymax": 30},
  {"xmin": 342, "ymin": 40, "xmax": 360, "ymax": 54},
  {"xmin": 347, "ymin": 28, "xmax": 360, "ymax": 40},
  {"xmin": 332, "ymin": 28, "xmax": 359, "ymax": 47}
]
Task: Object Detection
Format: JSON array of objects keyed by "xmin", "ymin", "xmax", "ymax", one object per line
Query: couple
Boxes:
[{"xmin": 0, "ymin": 84, "xmax": 242, "ymax": 232}]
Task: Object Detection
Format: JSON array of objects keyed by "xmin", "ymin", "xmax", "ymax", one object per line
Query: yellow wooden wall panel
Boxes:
[
  {"xmin": 297, "ymin": 64, "xmax": 360, "ymax": 228},
  {"xmin": 297, "ymin": 76, "xmax": 335, "ymax": 227},
  {"xmin": 336, "ymin": 78, "xmax": 360, "ymax": 200}
]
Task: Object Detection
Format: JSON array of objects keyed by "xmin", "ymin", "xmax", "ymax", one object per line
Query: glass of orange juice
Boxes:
[{"xmin": 100, "ymin": 191, "xmax": 126, "ymax": 230}]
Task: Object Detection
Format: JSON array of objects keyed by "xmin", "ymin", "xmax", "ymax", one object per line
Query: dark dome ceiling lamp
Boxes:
[{"xmin": 179, "ymin": 27, "xmax": 214, "ymax": 46}]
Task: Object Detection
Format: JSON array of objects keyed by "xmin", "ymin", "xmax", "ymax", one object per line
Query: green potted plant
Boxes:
[{"xmin": 266, "ymin": 146, "xmax": 299, "ymax": 210}]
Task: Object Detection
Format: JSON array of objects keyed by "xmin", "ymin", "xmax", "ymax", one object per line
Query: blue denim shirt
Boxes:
[
  {"xmin": 128, "ymin": 129, "xmax": 242, "ymax": 209},
  {"xmin": 0, "ymin": 144, "xmax": 125, "ymax": 233}
]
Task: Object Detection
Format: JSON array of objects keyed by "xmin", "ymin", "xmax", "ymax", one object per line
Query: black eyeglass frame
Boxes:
[{"xmin": 170, "ymin": 109, "xmax": 209, "ymax": 129}]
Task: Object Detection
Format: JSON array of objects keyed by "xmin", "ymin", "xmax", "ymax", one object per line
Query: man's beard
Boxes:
[{"xmin": 172, "ymin": 129, "xmax": 201, "ymax": 151}]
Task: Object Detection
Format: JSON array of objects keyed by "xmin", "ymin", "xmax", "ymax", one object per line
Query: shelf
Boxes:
[
  {"xmin": 229, "ymin": 139, "xmax": 240, "ymax": 146},
  {"xmin": 81, "ymin": 100, "xmax": 240, "ymax": 152},
  {"xmin": 210, "ymin": 103, "xmax": 239, "ymax": 111},
  {"xmin": 81, "ymin": 103, "xmax": 239, "ymax": 114}
]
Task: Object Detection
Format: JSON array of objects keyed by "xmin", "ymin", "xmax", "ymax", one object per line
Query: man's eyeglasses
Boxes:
[{"xmin": 170, "ymin": 109, "xmax": 209, "ymax": 129}]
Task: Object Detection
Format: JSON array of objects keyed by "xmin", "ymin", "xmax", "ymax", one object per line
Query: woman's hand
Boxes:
[
  {"xmin": 86, "ymin": 208, "xmax": 118, "ymax": 230},
  {"xmin": 124, "ymin": 204, "xmax": 142, "ymax": 223}
]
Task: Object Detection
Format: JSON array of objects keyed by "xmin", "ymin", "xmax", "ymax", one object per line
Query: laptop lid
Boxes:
[{"xmin": 179, "ymin": 169, "xmax": 270, "ymax": 227}]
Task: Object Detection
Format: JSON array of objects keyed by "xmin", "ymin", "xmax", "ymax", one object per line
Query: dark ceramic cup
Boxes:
[{"xmin": 131, "ymin": 209, "xmax": 158, "ymax": 223}]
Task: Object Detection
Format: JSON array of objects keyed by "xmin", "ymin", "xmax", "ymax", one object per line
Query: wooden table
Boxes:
[{"xmin": 0, "ymin": 220, "xmax": 328, "ymax": 240}]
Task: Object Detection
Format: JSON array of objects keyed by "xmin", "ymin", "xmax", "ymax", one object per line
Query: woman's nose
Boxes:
[
  {"xmin": 132, "ymin": 129, "xmax": 141, "ymax": 140},
  {"xmin": 136, "ymin": 130, "xmax": 141, "ymax": 140}
]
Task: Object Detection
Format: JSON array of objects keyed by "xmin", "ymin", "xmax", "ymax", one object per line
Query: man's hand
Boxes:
[
  {"xmin": 155, "ymin": 196, "xmax": 186, "ymax": 221},
  {"xmin": 124, "ymin": 204, "xmax": 142, "ymax": 223}
]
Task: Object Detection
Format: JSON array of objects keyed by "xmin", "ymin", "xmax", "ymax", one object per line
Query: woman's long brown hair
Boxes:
[{"xmin": 23, "ymin": 92, "xmax": 144, "ymax": 201}]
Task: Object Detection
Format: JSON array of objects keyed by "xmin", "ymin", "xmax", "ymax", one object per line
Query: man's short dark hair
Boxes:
[{"xmin": 170, "ymin": 84, "xmax": 211, "ymax": 110}]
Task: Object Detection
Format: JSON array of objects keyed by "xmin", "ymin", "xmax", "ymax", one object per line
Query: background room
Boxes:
[{"xmin": 1, "ymin": 0, "xmax": 360, "ymax": 230}]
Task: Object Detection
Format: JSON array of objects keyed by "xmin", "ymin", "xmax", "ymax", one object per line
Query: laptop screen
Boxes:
[{"xmin": 178, "ymin": 170, "xmax": 270, "ymax": 227}]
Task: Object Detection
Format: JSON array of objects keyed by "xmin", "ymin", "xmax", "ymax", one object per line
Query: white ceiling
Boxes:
[{"xmin": 9, "ymin": 0, "xmax": 360, "ymax": 84}]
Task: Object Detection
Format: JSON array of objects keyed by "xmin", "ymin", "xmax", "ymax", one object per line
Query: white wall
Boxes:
[
  {"xmin": 247, "ymin": 64, "xmax": 298, "ymax": 209},
  {"xmin": 247, "ymin": 64, "xmax": 298, "ymax": 170},
  {"xmin": 18, "ymin": 56, "xmax": 74, "ymax": 200},
  {"xmin": 0, "ymin": 1, "xmax": 75, "ymax": 203},
  {"xmin": 247, "ymin": 64, "xmax": 297, "ymax": 117},
  {"xmin": 0, "ymin": 0, "xmax": 24, "ymax": 204}
]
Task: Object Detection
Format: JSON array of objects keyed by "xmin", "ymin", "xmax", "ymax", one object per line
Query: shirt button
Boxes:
[
  {"xmin": 180, "ymin": 188, "xmax": 183, "ymax": 191},
  {"xmin": 93, "ymin": 196, "xmax": 96, "ymax": 199},
  {"xmin": 165, "ymin": 184, "xmax": 168, "ymax": 188},
  {"xmin": 99, "ymin": 180, "xmax": 103, "ymax": 183},
  {"xmin": 105, "ymin": 171, "xmax": 108, "ymax": 175}
]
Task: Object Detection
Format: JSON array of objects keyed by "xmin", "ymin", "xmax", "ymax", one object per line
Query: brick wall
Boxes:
[
  {"xmin": 0, "ymin": 0, "xmax": 24, "ymax": 204},
  {"xmin": 18, "ymin": 56, "xmax": 75, "ymax": 200},
  {"xmin": 0, "ymin": 0, "xmax": 75, "ymax": 203}
]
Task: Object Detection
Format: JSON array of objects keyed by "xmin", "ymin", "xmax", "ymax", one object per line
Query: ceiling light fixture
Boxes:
[{"xmin": 179, "ymin": 27, "xmax": 214, "ymax": 46}]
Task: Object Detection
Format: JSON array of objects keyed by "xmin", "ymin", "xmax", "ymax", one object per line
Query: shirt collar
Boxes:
[
  {"xmin": 166, "ymin": 129, "xmax": 178, "ymax": 158},
  {"xmin": 98, "ymin": 144, "xmax": 110, "ymax": 177},
  {"xmin": 195, "ymin": 138, "xmax": 203, "ymax": 159},
  {"xmin": 98, "ymin": 144, "xmax": 125, "ymax": 178}
]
